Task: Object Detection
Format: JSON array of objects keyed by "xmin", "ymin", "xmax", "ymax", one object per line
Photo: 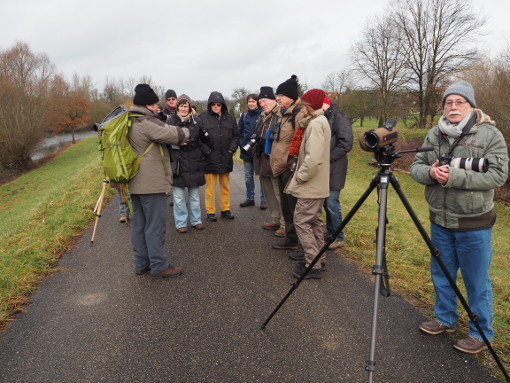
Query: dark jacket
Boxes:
[
  {"xmin": 324, "ymin": 104, "xmax": 353, "ymax": 190},
  {"xmin": 197, "ymin": 92, "xmax": 240, "ymax": 174},
  {"xmin": 238, "ymin": 107, "xmax": 262, "ymax": 161},
  {"xmin": 253, "ymin": 103, "xmax": 279, "ymax": 177},
  {"xmin": 167, "ymin": 113, "xmax": 210, "ymax": 188}
]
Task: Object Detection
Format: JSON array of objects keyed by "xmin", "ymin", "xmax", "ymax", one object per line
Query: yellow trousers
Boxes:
[{"xmin": 204, "ymin": 173, "xmax": 231, "ymax": 214}]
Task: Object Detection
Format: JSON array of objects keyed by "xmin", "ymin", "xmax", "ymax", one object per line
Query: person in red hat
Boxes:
[{"xmin": 284, "ymin": 89, "xmax": 331, "ymax": 279}]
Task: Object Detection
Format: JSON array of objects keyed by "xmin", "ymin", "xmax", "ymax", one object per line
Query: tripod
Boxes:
[
  {"xmin": 261, "ymin": 147, "xmax": 509, "ymax": 383},
  {"xmin": 91, "ymin": 179, "xmax": 109, "ymax": 244}
]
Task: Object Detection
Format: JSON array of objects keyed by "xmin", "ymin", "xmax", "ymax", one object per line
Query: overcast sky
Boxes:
[{"xmin": 1, "ymin": 0, "xmax": 508, "ymax": 101}]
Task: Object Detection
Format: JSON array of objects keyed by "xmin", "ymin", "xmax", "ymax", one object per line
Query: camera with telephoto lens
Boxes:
[
  {"xmin": 359, "ymin": 118, "xmax": 398, "ymax": 152},
  {"xmin": 439, "ymin": 154, "xmax": 489, "ymax": 173}
]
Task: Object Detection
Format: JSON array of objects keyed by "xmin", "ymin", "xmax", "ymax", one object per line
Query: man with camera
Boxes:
[
  {"xmin": 270, "ymin": 75, "xmax": 302, "ymax": 250},
  {"xmin": 410, "ymin": 81, "xmax": 509, "ymax": 354}
]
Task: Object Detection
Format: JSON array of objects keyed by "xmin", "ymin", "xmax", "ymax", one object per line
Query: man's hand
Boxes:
[{"xmin": 429, "ymin": 160, "xmax": 450, "ymax": 184}]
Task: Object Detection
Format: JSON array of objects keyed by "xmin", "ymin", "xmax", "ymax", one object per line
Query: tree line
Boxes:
[{"xmin": 1, "ymin": 0, "xmax": 508, "ymax": 172}]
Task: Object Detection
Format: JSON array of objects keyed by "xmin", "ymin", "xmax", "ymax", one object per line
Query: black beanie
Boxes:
[
  {"xmin": 165, "ymin": 89, "xmax": 177, "ymax": 99},
  {"xmin": 133, "ymin": 84, "xmax": 159, "ymax": 106},
  {"xmin": 276, "ymin": 74, "xmax": 298, "ymax": 100},
  {"xmin": 259, "ymin": 86, "xmax": 276, "ymax": 100}
]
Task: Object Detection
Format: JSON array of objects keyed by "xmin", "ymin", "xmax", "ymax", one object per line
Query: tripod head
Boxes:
[{"xmin": 372, "ymin": 145, "xmax": 435, "ymax": 169}]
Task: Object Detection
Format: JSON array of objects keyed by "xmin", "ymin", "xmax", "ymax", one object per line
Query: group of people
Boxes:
[
  {"xmin": 124, "ymin": 78, "xmax": 508, "ymax": 355},
  {"xmin": 124, "ymin": 75, "xmax": 354, "ymax": 282}
]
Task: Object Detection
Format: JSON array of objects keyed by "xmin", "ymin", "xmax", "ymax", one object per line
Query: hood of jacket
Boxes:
[{"xmin": 207, "ymin": 91, "xmax": 227, "ymax": 114}]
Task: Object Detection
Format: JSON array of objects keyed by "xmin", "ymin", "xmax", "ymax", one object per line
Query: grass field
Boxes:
[{"xmin": 0, "ymin": 124, "xmax": 508, "ymax": 378}]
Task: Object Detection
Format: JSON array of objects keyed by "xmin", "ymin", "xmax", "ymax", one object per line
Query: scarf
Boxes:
[
  {"xmin": 438, "ymin": 110, "xmax": 475, "ymax": 143},
  {"xmin": 288, "ymin": 127, "xmax": 304, "ymax": 157}
]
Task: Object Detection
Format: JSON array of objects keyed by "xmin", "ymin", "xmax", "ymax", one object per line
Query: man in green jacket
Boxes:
[
  {"xmin": 410, "ymin": 81, "xmax": 508, "ymax": 354},
  {"xmin": 128, "ymin": 84, "xmax": 189, "ymax": 279}
]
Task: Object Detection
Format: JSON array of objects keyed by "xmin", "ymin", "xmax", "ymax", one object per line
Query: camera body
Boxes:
[{"xmin": 360, "ymin": 118, "xmax": 398, "ymax": 152}]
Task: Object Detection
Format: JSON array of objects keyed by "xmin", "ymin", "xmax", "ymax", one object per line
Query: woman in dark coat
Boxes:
[
  {"xmin": 168, "ymin": 94, "xmax": 211, "ymax": 232},
  {"xmin": 197, "ymin": 91, "xmax": 240, "ymax": 221}
]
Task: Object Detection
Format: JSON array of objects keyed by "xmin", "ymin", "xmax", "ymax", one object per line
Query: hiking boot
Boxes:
[
  {"xmin": 135, "ymin": 267, "xmax": 150, "ymax": 275},
  {"xmin": 274, "ymin": 227, "xmax": 286, "ymax": 237},
  {"xmin": 297, "ymin": 260, "xmax": 326, "ymax": 270},
  {"xmin": 177, "ymin": 227, "xmax": 187, "ymax": 233},
  {"xmin": 419, "ymin": 319, "xmax": 455, "ymax": 335},
  {"xmin": 288, "ymin": 250, "xmax": 305, "ymax": 261},
  {"xmin": 328, "ymin": 240, "xmax": 344, "ymax": 250},
  {"xmin": 453, "ymin": 336, "xmax": 488, "ymax": 354},
  {"xmin": 207, "ymin": 214, "xmax": 217, "ymax": 222},
  {"xmin": 262, "ymin": 222, "xmax": 279, "ymax": 230},
  {"xmin": 240, "ymin": 199, "xmax": 255, "ymax": 207},
  {"xmin": 192, "ymin": 223, "xmax": 205, "ymax": 230},
  {"xmin": 272, "ymin": 241, "xmax": 298, "ymax": 250},
  {"xmin": 221, "ymin": 210, "xmax": 235, "ymax": 219},
  {"xmin": 119, "ymin": 216, "xmax": 127, "ymax": 223},
  {"xmin": 292, "ymin": 266, "xmax": 322, "ymax": 279},
  {"xmin": 151, "ymin": 266, "xmax": 183, "ymax": 279},
  {"xmin": 260, "ymin": 201, "xmax": 267, "ymax": 210}
]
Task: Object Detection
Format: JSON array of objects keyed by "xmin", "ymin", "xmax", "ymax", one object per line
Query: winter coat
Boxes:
[
  {"xmin": 324, "ymin": 104, "xmax": 353, "ymax": 190},
  {"xmin": 253, "ymin": 103, "xmax": 279, "ymax": 177},
  {"xmin": 197, "ymin": 92, "xmax": 240, "ymax": 174},
  {"xmin": 238, "ymin": 107, "xmax": 262, "ymax": 161},
  {"xmin": 285, "ymin": 109, "xmax": 331, "ymax": 199},
  {"xmin": 167, "ymin": 113, "xmax": 210, "ymax": 188},
  {"xmin": 410, "ymin": 109, "xmax": 509, "ymax": 230},
  {"xmin": 270, "ymin": 100, "xmax": 302, "ymax": 177},
  {"xmin": 127, "ymin": 105, "xmax": 189, "ymax": 194}
]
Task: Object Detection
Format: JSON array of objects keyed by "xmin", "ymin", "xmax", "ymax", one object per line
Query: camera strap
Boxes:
[{"xmin": 439, "ymin": 112, "xmax": 478, "ymax": 160}]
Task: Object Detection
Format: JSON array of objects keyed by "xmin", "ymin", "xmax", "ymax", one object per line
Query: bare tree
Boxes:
[
  {"xmin": 393, "ymin": 0, "xmax": 484, "ymax": 128},
  {"xmin": 0, "ymin": 42, "xmax": 55, "ymax": 169},
  {"xmin": 351, "ymin": 14, "xmax": 408, "ymax": 126},
  {"xmin": 321, "ymin": 69, "xmax": 353, "ymax": 105}
]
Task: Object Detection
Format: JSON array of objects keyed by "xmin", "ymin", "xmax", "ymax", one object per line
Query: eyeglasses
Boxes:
[
  {"xmin": 211, "ymin": 103, "xmax": 222, "ymax": 107},
  {"xmin": 445, "ymin": 100, "xmax": 468, "ymax": 107},
  {"xmin": 166, "ymin": 98, "xmax": 176, "ymax": 101}
]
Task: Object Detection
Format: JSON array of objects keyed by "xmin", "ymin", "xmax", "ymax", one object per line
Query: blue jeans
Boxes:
[
  {"xmin": 130, "ymin": 193, "xmax": 169, "ymax": 275},
  {"xmin": 173, "ymin": 186, "xmax": 202, "ymax": 228},
  {"xmin": 117, "ymin": 189, "xmax": 129, "ymax": 216},
  {"xmin": 243, "ymin": 160, "xmax": 265, "ymax": 202},
  {"xmin": 323, "ymin": 190, "xmax": 344, "ymax": 241},
  {"xmin": 430, "ymin": 223, "xmax": 493, "ymax": 342}
]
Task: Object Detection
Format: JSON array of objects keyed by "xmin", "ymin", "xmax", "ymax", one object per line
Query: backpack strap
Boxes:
[{"xmin": 130, "ymin": 113, "xmax": 169, "ymax": 177}]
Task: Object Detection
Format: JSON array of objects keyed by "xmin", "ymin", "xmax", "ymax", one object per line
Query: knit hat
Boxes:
[
  {"xmin": 165, "ymin": 89, "xmax": 177, "ymax": 99},
  {"xmin": 259, "ymin": 86, "xmax": 276, "ymax": 100},
  {"xmin": 301, "ymin": 89, "xmax": 326, "ymax": 111},
  {"xmin": 323, "ymin": 95, "xmax": 331, "ymax": 105},
  {"xmin": 442, "ymin": 81, "xmax": 476, "ymax": 108},
  {"xmin": 177, "ymin": 94, "xmax": 192, "ymax": 106},
  {"xmin": 276, "ymin": 74, "xmax": 299, "ymax": 100},
  {"xmin": 133, "ymin": 84, "xmax": 159, "ymax": 106}
]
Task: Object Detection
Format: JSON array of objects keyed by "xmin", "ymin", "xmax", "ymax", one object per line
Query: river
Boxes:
[{"xmin": 31, "ymin": 130, "xmax": 97, "ymax": 161}]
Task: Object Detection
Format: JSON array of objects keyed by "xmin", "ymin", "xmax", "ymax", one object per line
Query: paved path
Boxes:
[{"xmin": 0, "ymin": 164, "xmax": 501, "ymax": 382}]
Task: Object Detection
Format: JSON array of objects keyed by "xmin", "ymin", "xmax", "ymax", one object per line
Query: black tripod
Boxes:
[{"xmin": 261, "ymin": 146, "xmax": 509, "ymax": 383}]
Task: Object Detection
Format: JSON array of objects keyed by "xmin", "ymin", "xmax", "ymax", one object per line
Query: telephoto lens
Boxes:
[{"xmin": 450, "ymin": 157, "xmax": 489, "ymax": 173}]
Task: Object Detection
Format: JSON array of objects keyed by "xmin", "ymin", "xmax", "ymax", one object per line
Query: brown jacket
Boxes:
[
  {"xmin": 128, "ymin": 105, "xmax": 189, "ymax": 194},
  {"xmin": 270, "ymin": 99, "xmax": 302, "ymax": 176},
  {"xmin": 285, "ymin": 110, "xmax": 330, "ymax": 199}
]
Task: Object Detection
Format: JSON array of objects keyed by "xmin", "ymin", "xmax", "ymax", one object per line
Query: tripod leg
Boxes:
[
  {"xmin": 91, "ymin": 180, "xmax": 108, "ymax": 244},
  {"xmin": 389, "ymin": 174, "xmax": 509, "ymax": 382},
  {"xmin": 261, "ymin": 174, "xmax": 381, "ymax": 329},
  {"xmin": 366, "ymin": 173, "xmax": 391, "ymax": 383}
]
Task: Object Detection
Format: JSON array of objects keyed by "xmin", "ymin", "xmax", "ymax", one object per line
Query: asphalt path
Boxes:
[{"xmin": 0, "ymin": 163, "xmax": 501, "ymax": 382}]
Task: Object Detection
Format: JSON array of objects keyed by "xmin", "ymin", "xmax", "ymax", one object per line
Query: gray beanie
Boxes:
[
  {"xmin": 177, "ymin": 94, "xmax": 192, "ymax": 106},
  {"xmin": 442, "ymin": 81, "xmax": 476, "ymax": 108}
]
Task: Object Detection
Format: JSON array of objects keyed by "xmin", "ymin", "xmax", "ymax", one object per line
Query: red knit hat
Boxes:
[
  {"xmin": 301, "ymin": 89, "xmax": 326, "ymax": 110},
  {"xmin": 323, "ymin": 95, "xmax": 331, "ymax": 105}
]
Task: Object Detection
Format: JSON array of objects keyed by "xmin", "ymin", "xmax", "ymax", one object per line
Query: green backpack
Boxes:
[{"xmin": 97, "ymin": 106, "xmax": 156, "ymax": 183}]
